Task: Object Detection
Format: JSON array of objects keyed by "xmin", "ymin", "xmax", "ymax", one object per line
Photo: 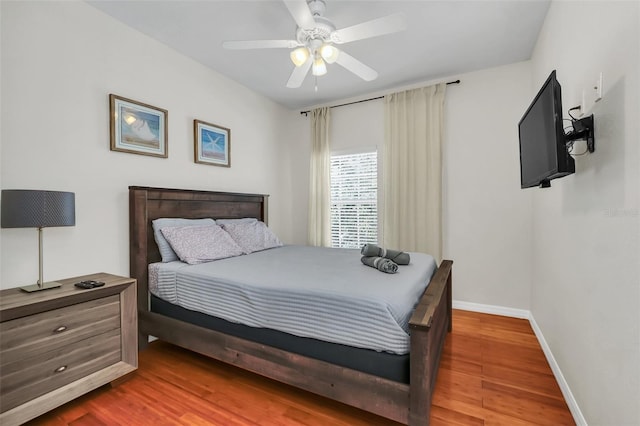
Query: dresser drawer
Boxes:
[
  {"xmin": 0, "ymin": 328, "xmax": 122, "ymax": 412},
  {"xmin": 0, "ymin": 295, "xmax": 120, "ymax": 366}
]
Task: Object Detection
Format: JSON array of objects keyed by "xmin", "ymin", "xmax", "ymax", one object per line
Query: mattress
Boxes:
[
  {"xmin": 150, "ymin": 294, "xmax": 411, "ymax": 383},
  {"xmin": 149, "ymin": 245, "xmax": 437, "ymax": 354}
]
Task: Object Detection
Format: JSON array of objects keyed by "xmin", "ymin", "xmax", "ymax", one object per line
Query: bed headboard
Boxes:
[{"xmin": 129, "ymin": 186, "xmax": 269, "ymax": 313}]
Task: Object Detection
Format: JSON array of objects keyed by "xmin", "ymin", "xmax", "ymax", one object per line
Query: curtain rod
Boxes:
[{"xmin": 299, "ymin": 79, "xmax": 460, "ymax": 116}]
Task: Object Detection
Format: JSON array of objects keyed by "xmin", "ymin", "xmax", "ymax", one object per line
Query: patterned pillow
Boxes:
[
  {"xmin": 160, "ymin": 224, "xmax": 244, "ymax": 264},
  {"xmin": 220, "ymin": 221, "xmax": 283, "ymax": 254},
  {"xmin": 152, "ymin": 218, "xmax": 216, "ymax": 262}
]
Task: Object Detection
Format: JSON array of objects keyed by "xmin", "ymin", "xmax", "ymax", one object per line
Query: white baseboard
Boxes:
[
  {"xmin": 453, "ymin": 299, "xmax": 529, "ymax": 319},
  {"xmin": 528, "ymin": 315, "xmax": 587, "ymax": 426},
  {"xmin": 452, "ymin": 299, "xmax": 587, "ymax": 426}
]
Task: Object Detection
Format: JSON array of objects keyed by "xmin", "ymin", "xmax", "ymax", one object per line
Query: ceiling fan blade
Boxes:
[
  {"xmin": 283, "ymin": 0, "xmax": 316, "ymax": 30},
  {"xmin": 335, "ymin": 50, "xmax": 378, "ymax": 81},
  {"xmin": 222, "ymin": 40, "xmax": 299, "ymax": 50},
  {"xmin": 286, "ymin": 59, "xmax": 312, "ymax": 88},
  {"xmin": 331, "ymin": 13, "xmax": 406, "ymax": 44}
]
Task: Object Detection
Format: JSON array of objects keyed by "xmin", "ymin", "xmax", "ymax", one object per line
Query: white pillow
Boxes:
[
  {"xmin": 220, "ymin": 221, "xmax": 282, "ymax": 254},
  {"xmin": 152, "ymin": 218, "xmax": 216, "ymax": 262},
  {"xmin": 160, "ymin": 224, "xmax": 244, "ymax": 265}
]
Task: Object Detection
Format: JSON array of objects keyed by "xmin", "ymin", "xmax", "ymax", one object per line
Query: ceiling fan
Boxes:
[{"xmin": 222, "ymin": 0, "xmax": 406, "ymax": 89}]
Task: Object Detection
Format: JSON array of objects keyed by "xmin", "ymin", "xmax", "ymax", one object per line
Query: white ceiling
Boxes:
[{"xmin": 87, "ymin": 0, "xmax": 550, "ymax": 110}]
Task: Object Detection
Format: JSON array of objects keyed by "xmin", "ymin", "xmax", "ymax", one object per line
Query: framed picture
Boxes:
[
  {"xmin": 194, "ymin": 119, "xmax": 231, "ymax": 167},
  {"xmin": 109, "ymin": 94, "xmax": 168, "ymax": 158}
]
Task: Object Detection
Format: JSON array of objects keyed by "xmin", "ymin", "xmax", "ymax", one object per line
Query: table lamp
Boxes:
[{"xmin": 1, "ymin": 190, "xmax": 76, "ymax": 292}]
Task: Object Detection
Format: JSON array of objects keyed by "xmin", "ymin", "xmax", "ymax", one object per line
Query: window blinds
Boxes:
[{"xmin": 330, "ymin": 151, "xmax": 378, "ymax": 249}]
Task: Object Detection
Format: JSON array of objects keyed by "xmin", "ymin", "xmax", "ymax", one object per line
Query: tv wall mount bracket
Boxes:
[{"xmin": 565, "ymin": 114, "xmax": 595, "ymax": 153}]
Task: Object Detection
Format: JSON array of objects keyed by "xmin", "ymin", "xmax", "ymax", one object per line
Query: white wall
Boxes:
[
  {"xmin": 530, "ymin": 1, "xmax": 639, "ymax": 424},
  {"xmin": 444, "ymin": 62, "xmax": 533, "ymax": 309},
  {"xmin": 0, "ymin": 1, "xmax": 296, "ymax": 288},
  {"xmin": 289, "ymin": 61, "xmax": 534, "ymax": 310},
  {"xmin": 283, "ymin": 110, "xmax": 310, "ymax": 246},
  {"xmin": 330, "ymin": 100, "xmax": 384, "ymax": 154}
]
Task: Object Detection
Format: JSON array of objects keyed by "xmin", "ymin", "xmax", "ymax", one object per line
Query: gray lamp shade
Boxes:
[{"xmin": 1, "ymin": 190, "xmax": 75, "ymax": 228}]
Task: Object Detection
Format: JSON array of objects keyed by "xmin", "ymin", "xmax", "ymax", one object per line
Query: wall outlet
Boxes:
[{"xmin": 594, "ymin": 72, "xmax": 603, "ymax": 102}]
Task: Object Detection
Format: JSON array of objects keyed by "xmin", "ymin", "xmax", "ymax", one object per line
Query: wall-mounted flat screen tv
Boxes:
[{"xmin": 518, "ymin": 70, "xmax": 574, "ymax": 188}]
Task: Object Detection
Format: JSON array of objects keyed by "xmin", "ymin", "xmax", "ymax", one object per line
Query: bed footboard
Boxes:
[{"xmin": 408, "ymin": 259, "xmax": 453, "ymax": 425}]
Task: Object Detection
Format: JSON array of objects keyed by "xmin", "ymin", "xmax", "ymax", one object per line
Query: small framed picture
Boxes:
[
  {"xmin": 109, "ymin": 94, "xmax": 168, "ymax": 158},
  {"xmin": 194, "ymin": 119, "xmax": 231, "ymax": 167}
]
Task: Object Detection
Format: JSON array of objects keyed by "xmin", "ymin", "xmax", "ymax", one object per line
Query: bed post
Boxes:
[
  {"xmin": 447, "ymin": 266, "xmax": 453, "ymax": 333},
  {"xmin": 262, "ymin": 196, "xmax": 269, "ymax": 225},
  {"xmin": 129, "ymin": 187, "xmax": 150, "ymax": 350},
  {"xmin": 408, "ymin": 259, "xmax": 453, "ymax": 425}
]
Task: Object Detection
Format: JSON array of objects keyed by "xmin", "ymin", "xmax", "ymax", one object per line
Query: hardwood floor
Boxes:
[{"xmin": 26, "ymin": 310, "xmax": 574, "ymax": 425}]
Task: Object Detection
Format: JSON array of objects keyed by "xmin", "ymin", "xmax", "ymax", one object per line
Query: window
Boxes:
[{"xmin": 330, "ymin": 151, "xmax": 378, "ymax": 249}]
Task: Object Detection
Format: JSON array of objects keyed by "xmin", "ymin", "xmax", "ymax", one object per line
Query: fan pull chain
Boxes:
[{"xmin": 314, "ymin": 76, "xmax": 318, "ymax": 92}]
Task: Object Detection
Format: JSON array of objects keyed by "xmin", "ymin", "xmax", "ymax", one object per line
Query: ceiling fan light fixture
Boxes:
[
  {"xmin": 224, "ymin": 0, "xmax": 407, "ymax": 89},
  {"xmin": 320, "ymin": 44, "xmax": 339, "ymax": 64},
  {"xmin": 290, "ymin": 47, "xmax": 309, "ymax": 67},
  {"xmin": 312, "ymin": 57, "xmax": 327, "ymax": 76}
]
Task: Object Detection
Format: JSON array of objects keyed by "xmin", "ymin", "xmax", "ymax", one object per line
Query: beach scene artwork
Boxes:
[
  {"xmin": 201, "ymin": 128, "xmax": 227, "ymax": 160},
  {"xmin": 195, "ymin": 120, "xmax": 230, "ymax": 167},
  {"xmin": 110, "ymin": 94, "xmax": 167, "ymax": 157},
  {"xmin": 120, "ymin": 107, "xmax": 161, "ymax": 149}
]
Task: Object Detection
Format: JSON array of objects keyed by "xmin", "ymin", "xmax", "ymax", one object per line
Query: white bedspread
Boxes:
[{"xmin": 149, "ymin": 245, "xmax": 437, "ymax": 354}]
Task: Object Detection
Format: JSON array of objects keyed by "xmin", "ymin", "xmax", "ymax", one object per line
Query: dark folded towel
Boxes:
[
  {"xmin": 360, "ymin": 244, "xmax": 410, "ymax": 265},
  {"xmin": 361, "ymin": 256, "xmax": 398, "ymax": 274}
]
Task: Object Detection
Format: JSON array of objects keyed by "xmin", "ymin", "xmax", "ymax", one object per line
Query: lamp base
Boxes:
[{"xmin": 20, "ymin": 281, "xmax": 62, "ymax": 293}]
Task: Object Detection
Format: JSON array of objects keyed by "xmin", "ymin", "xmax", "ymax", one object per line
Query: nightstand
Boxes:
[{"xmin": 0, "ymin": 273, "xmax": 137, "ymax": 426}]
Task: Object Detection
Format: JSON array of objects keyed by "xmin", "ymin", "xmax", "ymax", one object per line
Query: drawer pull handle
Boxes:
[
  {"xmin": 53, "ymin": 326, "xmax": 68, "ymax": 333},
  {"xmin": 54, "ymin": 365, "xmax": 67, "ymax": 373}
]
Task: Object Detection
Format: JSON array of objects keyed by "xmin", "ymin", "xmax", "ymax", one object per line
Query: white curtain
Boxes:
[
  {"xmin": 308, "ymin": 107, "xmax": 331, "ymax": 247},
  {"xmin": 382, "ymin": 84, "xmax": 446, "ymax": 261}
]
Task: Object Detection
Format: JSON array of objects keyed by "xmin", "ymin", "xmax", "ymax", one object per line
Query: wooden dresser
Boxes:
[{"xmin": 0, "ymin": 273, "xmax": 137, "ymax": 426}]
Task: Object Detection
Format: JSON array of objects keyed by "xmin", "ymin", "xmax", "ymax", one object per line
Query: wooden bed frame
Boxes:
[{"xmin": 129, "ymin": 186, "xmax": 452, "ymax": 425}]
